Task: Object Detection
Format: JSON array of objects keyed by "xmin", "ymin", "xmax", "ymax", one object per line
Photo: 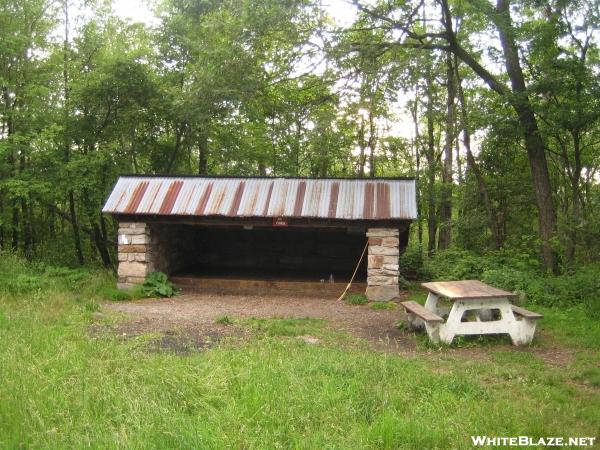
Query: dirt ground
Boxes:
[
  {"xmin": 98, "ymin": 290, "xmax": 573, "ymax": 366},
  {"xmin": 101, "ymin": 290, "xmax": 415, "ymax": 351}
]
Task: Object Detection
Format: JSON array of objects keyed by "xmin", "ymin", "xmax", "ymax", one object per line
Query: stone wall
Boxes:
[
  {"xmin": 117, "ymin": 222, "xmax": 155, "ymax": 289},
  {"xmin": 365, "ymin": 228, "xmax": 399, "ymax": 301}
]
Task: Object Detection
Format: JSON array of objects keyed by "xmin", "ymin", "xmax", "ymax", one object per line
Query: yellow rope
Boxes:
[{"xmin": 336, "ymin": 240, "xmax": 369, "ymax": 302}]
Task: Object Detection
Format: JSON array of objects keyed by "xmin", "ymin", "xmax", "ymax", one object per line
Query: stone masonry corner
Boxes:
[{"xmin": 365, "ymin": 228, "xmax": 400, "ymax": 301}]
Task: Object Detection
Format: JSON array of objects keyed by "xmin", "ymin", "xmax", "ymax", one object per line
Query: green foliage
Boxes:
[
  {"xmin": 215, "ymin": 315, "xmax": 234, "ymax": 325},
  {"xmin": 399, "ymin": 245, "xmax": 427, "ymax": 280},
  {"xmin": 142, "ymin": 272, "xmax": 177, "ymax": 298},
  {"xmin": 481, "ymin": 265, "xmax": 600, "ymax": 309},
  {"xmin": 0, "ymin": 252, "xmax": 103, "ymax": 296},
  {"xmin": 425, "ymin": 249, "xmax": 541, "ymax": 281},
  {"xmin": 397, "ymin": 274, "xmax": 411, "ymax": 290},
  {"xmin": 101, "ymin": 285, "xmax": 146, "ymax": 302},
  {"xmin": 425, "ymin": 249, "xmax": 600, "ymax": 310},
  {"xmin": 344, "ymin": 293, "xmax": 368, "ymax": 305},
  {"xmin": 370, "ymin": 301, "xmax": 395, "ymax": 310}
]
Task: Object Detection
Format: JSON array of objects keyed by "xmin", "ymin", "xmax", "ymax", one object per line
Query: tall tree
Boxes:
[
  {"xmin": 353, "ymin": 0, "xmax": 562, "ymax": 272},
  {"xmin": 438, "ymin": 51, "xmax": 455, "ymax": 250}
]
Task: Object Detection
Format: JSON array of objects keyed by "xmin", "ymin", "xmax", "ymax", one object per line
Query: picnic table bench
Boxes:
[{"xmin": 401, "ymin": 280, "xmax": 542, "ymax": 346}]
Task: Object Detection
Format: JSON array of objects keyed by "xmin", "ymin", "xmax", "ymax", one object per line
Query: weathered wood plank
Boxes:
[
  {"xmin": 511, "ymin": 305, "xmax": 543, "ymax": 319},
  {"xmin": 401, "ymin": 300, "xmax": 444, "ymax": 323},
  {"xmin": 421, "ymin": 280, "xmax": 517, "ymax": 300}
]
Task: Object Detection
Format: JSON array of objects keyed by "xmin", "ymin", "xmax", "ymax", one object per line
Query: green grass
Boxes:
[
  {"xmin": 0, "ymin": 253, "xmax": 599, "ymax": 449},
  {"xmin": 215, "ymin": 314, "xmax": 234, "ymax": 325},
  {"xmin": 370, "ymin": 301, "xmax": 396, "ymax": 311},
  {"xmin": 536, "ymin": 305, "xmax": 600, "ymax": 350},
  {"xmin": 344, "ymin": 293, "xmax": 368, "ymax": 305},
  {"xmin": 100, "ymin": 285, "xmax": 146, "ymax": 301},
  {"xmin": 244, "ymin": 317, "xmax": 326, "ymax": 337}
]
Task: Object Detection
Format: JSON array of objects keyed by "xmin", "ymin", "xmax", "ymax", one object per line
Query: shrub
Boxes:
[
  {"xmin": 398, "ymin": 274, "xmax": 411, "ymax": 289},
  {"xmin": 426, "ymin": 249, "xmax": 600, "ymax": 310},
  {"xmin": 142, "ymin": 272, "xmax": 177, "ymax": 298},
  {"xmin": 425, "ymin": 249, "xmax": 541, "ymax": 281},
  {"xmin": 399, "ymin": 245, "xmax": 426, "ymax": 280}
]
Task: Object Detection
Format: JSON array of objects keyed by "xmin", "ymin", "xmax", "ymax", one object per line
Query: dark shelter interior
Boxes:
[{"xmin": 150, "ymin": 223, "xmax": 369, "ymax": 282}]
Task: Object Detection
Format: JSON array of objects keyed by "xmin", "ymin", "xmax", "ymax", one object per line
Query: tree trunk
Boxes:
[
  {"xmin": 454, "ymin": 58, "xmax": 503, "ymax": 249},
  {"xmin": 455, "ymin": 135, "xmax": 462, "ymax": 185},
  {"xmin": 565, "ymin": 129, "xmax": 582, "ymax": 267},
  {"xmin": 92, "ymin": 221, "xmax": 111, "ymax": 267},
  {"xmin": 68, "ymin": 192, "xmax": 84, "ymax": 265},
  {"xmin": 357, "ymin": 117, "xmax": 366, "ymax": 178},
  {"xmin": 21, "ymin": 198, "xmax": 32, "ymax": 257},
  {"xmin": 368, "ymin": 112, "xmax": 377, "ymax": 177},
  {"xmin": 438, "ymin": 52, "xmax": 455, "ymax": 250},
  {"xmin": 198, "ymin": 131, "xmax": 208, "ymax": 175},
  {"xmin": 63, "ymin": 0, "xmax": 84, "ymax": 265},
  {"xmin": 425, "ymin": 72, "xmax": 437, "ymax": 255},
  {"xmin": 18, "ymin": 152, "xmax": 32, "ymax": 257},
  {"xmin": 564, "ymin": 42, "xmax": 588, "ymax": 267},
  {"xmin": 3, "ymin": 93, "xmax": 19, "ymax": 251},
  {"xmin": 410, "ymin": 98, "xmax": 423, "ymax": 245},
  {"xmin": 258, "ymin": 162, "xmax": 267, "ymax": 176},
  {"xmin": 11, "ymin": 205, "xmax": 19, "ymax": 251},
  {"xmin": 294, "ymin": 120, "xmax": 302, "ymax": 176},
  {"xmin": 496, "ymin": 0, "xmax": 558, "ymax": 273},
  {"xmin": 82, "ymin": 188, "xmax": 111, "ymax": 268},
  {"xmin": 165, "ymin": 122, "xmax": 184, "ymax": 173}
]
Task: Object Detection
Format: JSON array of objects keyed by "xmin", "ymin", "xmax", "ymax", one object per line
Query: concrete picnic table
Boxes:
[{"xmin": 401, "ymin": 280, "xmax": 542, "ymax": 346}]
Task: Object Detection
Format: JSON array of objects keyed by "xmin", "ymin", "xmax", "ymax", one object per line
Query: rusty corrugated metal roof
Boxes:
[{"xmin": 102, "ymin": 176, "xmax": 417, "ymax": 220}]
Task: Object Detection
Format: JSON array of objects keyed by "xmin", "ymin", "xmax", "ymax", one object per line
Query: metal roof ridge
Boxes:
[{"xmin": 117, "ymin": 174, "xmax": 416, "ymax": 181}]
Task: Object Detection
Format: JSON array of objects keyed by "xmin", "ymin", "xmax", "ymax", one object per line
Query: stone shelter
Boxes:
[{"xmin": 102, "ymin": 176, "xmax": 417, "ymax": 301}]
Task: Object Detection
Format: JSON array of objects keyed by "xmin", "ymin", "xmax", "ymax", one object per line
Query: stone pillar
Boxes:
[
  {"xmin": 366, "ymin": 228, "xmax": 400, "ymax": 301},
  {"xmin": 117, "ymin": 222, "xmax": 155, "ymax": 289}
]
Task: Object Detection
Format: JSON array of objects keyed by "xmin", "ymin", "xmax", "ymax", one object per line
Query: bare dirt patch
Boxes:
[
  {"xmin": 89, "ymin": 313, "xmax": 249, "ymax": 354},
  {"xmin": 96, "ymin": 291, "xmax": 574, "ymax": 365},
  {"xmin": 99, "ymin": 290, "xmax": 415, "ymax": 351}
]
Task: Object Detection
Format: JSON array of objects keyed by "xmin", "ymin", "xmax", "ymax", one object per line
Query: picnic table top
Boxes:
[{"xmin": 421, "ymin": 280, "xmax": 517, "ymax": 300}]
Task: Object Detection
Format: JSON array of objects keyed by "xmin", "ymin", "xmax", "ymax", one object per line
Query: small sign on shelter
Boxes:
[{"xmin": 272, "ymin": 217, "xmax": 288, "ymax": 227}]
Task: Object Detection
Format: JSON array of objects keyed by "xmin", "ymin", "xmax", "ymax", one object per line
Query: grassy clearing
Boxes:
[
  {"xmin": 536, "ymin": 305, "xmax": 600, "ymax": 350},
  {"xmin": 0, "ymin": 254, "xmax": 599, "ymax": 449}
]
